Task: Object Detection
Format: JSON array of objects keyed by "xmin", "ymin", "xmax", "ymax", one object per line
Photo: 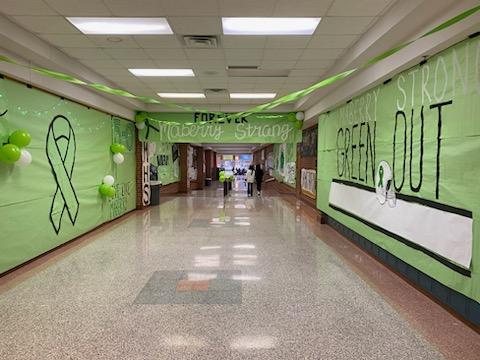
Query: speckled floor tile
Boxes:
[{"xmin": 0, "ymin": 184, "xmax": 475, "ymax": 359}]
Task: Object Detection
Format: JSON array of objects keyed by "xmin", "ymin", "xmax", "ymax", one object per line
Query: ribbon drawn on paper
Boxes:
[{"xmin": 46, "ymin": 115, "xmax": 79, "ymax": 234}]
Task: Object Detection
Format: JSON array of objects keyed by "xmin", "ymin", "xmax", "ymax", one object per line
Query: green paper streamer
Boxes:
[{"xmin": 0, "ymin": 5, "xmax": 477, "ymax": 123}]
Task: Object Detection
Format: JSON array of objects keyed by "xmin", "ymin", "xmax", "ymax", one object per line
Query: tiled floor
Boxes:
[{"xmin": 0, "ymin": 183, "xmax": 478, "ymax": 359}]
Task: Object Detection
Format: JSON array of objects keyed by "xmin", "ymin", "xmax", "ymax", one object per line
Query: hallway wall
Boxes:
[
  {"xmin": 316, "ymin": 36, "xmax": 480, "ymax": 311},
  {"xmin": 0, "ymin": 76, "xmax": 136, "ymax": 274}
]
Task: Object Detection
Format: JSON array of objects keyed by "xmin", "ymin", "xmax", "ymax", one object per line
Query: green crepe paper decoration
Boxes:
[
  {"xmin": 110, "ymin": 143, "xmax": 126, "ymax": 154},
  {"xmin": 99, "ymin": 183, "xmax": 116, "ymax": 197},
  {"xmin": 0, "ymin": 5, "xmax": 477, "ymax": 123},
  {"xmin": 9, "ymin": 130, "xmax": 31, "ymax": 148},
  {"xmin": 0, "ymin": 143, "xmax": 21, "ymax": 164}
]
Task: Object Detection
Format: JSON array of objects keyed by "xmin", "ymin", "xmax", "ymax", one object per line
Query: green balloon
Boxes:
[
  {"xmin": 0, "ymin": 144, "xmax": 21, "ymax": 164},
  {"xmin": 99, "ymin": 184, "xmax": 116, "ymax": 197},
  {"xmin": 9, "ymin": 130, "xmax": 31, "ymax": 148},
  {"xmin": 110, "ymin": 143, "xmax": 126, "ymax": 154}
]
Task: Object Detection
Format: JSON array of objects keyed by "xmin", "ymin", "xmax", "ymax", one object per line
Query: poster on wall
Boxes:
[
  {"xmin": 172, "ymin": 144, "xmax": 179, "ymax": 179},
  {"xmin": 284, "ymin": 162, "xmax": 296, "ymax": 185},
  {"xmin": 317, "ymin": 36, "xmax": 479, "ymax": 302},
  {"xmin": 188, "ymin": 146, "xmax": 197, "ymax": 180},
  {"xmin": 278, "ymin": 143, "xmax": 286, "ymax": 177},
  {"xmin": 301, "ymin": 169, "xmax": 316, "ymax": 198},
  {"xmin": 0, "ymin": 77, "xmax": 136, "ymax": 273},
  {"xmin": 300, "ymin": 126, "xmax": 317, "ymax": 157}
]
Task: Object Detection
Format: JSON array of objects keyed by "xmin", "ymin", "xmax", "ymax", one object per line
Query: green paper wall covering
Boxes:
[
  {"xmin": 316, "ymin": 36, "xmax": 480, "ymax": 303},
  {"xmin": 0, "ymin": 77, "xmax": 136, "ymax": 274}
]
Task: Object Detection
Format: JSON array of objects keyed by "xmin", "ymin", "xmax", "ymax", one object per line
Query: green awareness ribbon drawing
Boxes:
[
  {"xmin": 0, "ymin": 5, "xmax": 478, "ymax": 123},
  {"xmin": 378, "ymin": 166, "xmax": 384, "ymax": 188},
  {"xmin": 46, "ymin": 115, "xmax": 79, "ymax": 234}
]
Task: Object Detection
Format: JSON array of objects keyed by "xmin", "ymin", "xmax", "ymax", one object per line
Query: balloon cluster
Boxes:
[
  {"xmin": 110, "ymin": 143, "xmax": 126, "ymax": 164},
  {"xmin": 0, "ymin": 130, "xmax": 32, "ymax": 166},
  {"xmin": 219, "ymin": 170, "xmax": 225, "ymax": 183},
  {"xmin": 99, "ymin": 175, "xmax": 116, "ymax": 197}
]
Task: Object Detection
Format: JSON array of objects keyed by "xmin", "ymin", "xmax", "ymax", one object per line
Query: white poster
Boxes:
[
  {"xmin": 301, "ymin": 169, "xmax": 316, "ymax": 198},
  {"xmin": 141, "ymin": 142, "xmax": 151, "ymax": 206},
  {"xmin": 329, "ymin": 181, "xmax": 472, "ymax": 268},
  {"xmin": 284, "ymin": 162, "xmax": 296, "ymax": 184}
]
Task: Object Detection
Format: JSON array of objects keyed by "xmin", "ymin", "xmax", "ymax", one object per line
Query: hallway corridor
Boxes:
[{"xmin": 0, "ymin": 185, "xmax": 478, "ymax": 360}]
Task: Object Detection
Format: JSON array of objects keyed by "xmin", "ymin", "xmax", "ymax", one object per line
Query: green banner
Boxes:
[
  {"xmin": 137, "ymin": 112, "xmax": 302, "ymax": 144},
  {"xmin": 316, "ymin": 36, "xmax": 480, "ymax": 303},
  {"xmin": 0, "ymin": 77, "xmax": 136, "ymax": 273},
  {"xmin": 150, "ymin": 142, "xmax": 180, "ymax": 186},
  {"xmin": 272, "ymin": 143, "xmax": 297, "ymax": 187}
]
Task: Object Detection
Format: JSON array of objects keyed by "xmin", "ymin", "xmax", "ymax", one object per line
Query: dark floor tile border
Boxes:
[{"xmin": 324, "ymin": 214, "xmax": 480, "ymax": 327}]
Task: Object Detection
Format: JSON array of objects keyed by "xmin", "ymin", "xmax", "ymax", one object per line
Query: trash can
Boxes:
[
  {"xmin": 150, "ymin": 180, "xmax": 161, "ymax": 206},
  {"xmin": 205, "ymin": 177, "xmax": 212, "ymax": 187}
]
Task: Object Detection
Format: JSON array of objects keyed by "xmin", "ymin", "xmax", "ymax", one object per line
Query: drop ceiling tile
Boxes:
[
  {"xmin": 40, "ymin": 34, "xmax": 96, "ymax": 48},
  {"xmin": 263, "ymin": 49, "xmax": 302, "ymax": 61},
  {"xmin": 190, "ymin": 59, "xmax": 227, "ymax": 69},
  {"xmin": 134, "ymin": 35, "xmax": 183, "ymax": 48},
  {"xmin": 61, "ymin": 47, "xmax": 111, "ymax": 59},
  {"xmin": 44, "ymin": 0, "xmax": 112, "ymax": 16},
  {"xmin": 226, "ymin": 59, "xmax": 261, "ymax": 68},
  {"xmin": 160, "ymin": 0, "xmax": 219, "ymax": 16},
  {"xmin": 286, "ymin": 76, "xmax": 318, "ymax": 84},
  {"xmin": 168, "ymin": 17, "xmax": 222, "ymax": 35},
  {"xmin": 198, "ymin": 78, "xmax": 229, "ymax": 87},
  {"xmin": 103, "ymin": 0, "xmax": 165, "ymax": 16},
  {"xmin": 79, "ymin": 59, "xmax": 123, "ymax": 69},
  {"xmin": 11, "ymin": 16, "xmax": 80, "ymax": 34},
  {"xmin": 154, "ymin": 59, "xmax": 192, "ymax": 68},
  {"xmin": 300, "ymin": 48, "xmax": 345, "ymax": 60},
  {"xmin": 223, "ymin": 83, "xmax": 255, "ymax": 91},
  {"xmin": 308, "ymin": 34, "xmax": 359, "ymax": 48},
  {"xmin": 328, "ymin": 0, "xmax": 393, "ymax": 16},
  {"xmin": 254, "ymin": 84, "xmax": 283, "ymax": 92},
  {"xmin": 88, "ymin": 35, "xmax": 140, "ymax": 48},
  {"xmin": 185, "ymin": 49, "xmax": 225, "ymax": 60},
  {"xmin": 115, "ymin": 59, "xmax": 157, "ymax": 68},
  {"xmin": 273, "ymin": 0, "xmax": 333, "ymax": 16},
  {"xmin": 289, "ymin": 69, "xmax": 327, "ymax": 77},
  {"xmin": 145, "ymin": 48, "xmax": 187, "ymax": 60},
  {"xmin": 195, "ymin": 69, "xmax": 228, "ymax": 78},
  {"xmin": 315, "ymin": 16, "xmax": 375, "ymax": 34},
  {"xmin": 0, "ymin": 0, "xmax": 57, "ymax": 15},
  {"xmin": 220, "ymin": 0, "xmax": 276, "ymax": 16},
  {"xmin": 105, "ymin": 48, "xmax": 150, "ymax": 60},
  {"xmin": 95, "ymin": 68, "xmax": 134, "ymax": 77},
  {"xmin": 222, "ymin": 36, "xmax": 266, "ymax": 49},
  {"xmin": 260, "ymin": 60, "xmax": 297, "ymax": 69},
  {"xmin": 265, "ymin": 36, "xmax": 311, "ymax": 49},
  {"xmin": 295, "ymin": 59, "xmax": 334, "ymax": 69},
  {"xmin": 225, "ymin": 49, "xmax": 263, "ymax": 60}
]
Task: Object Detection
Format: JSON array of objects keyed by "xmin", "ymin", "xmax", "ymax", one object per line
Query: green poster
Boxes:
[
  {"xmin": 273, "ymin": 142, "xmax": 296, "ymax": 187},
  {"xmin": 0, "ymin": 77, "xmax": 136, "ymax": 273},
  {"xmin": 316, "ymin": 36, "xmax": 480, "ymax": 303},
  {"xmin": 149, "ymin": 142, "xmax": 180, "ymax": 186},
  {"xmin": 137, "ymin": 112, "xmax": 302, "ymax": 144}
]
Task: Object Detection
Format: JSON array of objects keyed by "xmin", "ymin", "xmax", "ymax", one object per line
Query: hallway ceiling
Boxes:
[{"xmin": 0, "ymin": 0, "xmax": 397, "ymax": 107}]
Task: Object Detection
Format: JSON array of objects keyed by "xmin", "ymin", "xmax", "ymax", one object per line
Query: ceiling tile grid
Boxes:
[{"xmin": 0, "ymin": 0, "xmax": 398, "ymax": 105}]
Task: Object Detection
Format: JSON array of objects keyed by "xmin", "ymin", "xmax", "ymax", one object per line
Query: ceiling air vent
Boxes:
[{"xmin": 183, "ymin": 35, "xmax": 218, "ymax": 49}]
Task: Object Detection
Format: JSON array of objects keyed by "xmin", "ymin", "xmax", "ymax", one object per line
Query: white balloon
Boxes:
[
  {"xmin": 135, "ymin": 121, "xmax": 145, "ymax": 129},
  {"xmin": 103, "ymin": 175, "xmax": 115, "ymax": 186},
  {"xmin": 113, "ymin": 152, "xmax": 124, "ymax": 164},
  {"xmin": 15, "ymin": 149, "xmax": 32, "ymax": 167},
  {"xmin": 295, "ymin": 111, "xmax": 305, "ymax": 121}
]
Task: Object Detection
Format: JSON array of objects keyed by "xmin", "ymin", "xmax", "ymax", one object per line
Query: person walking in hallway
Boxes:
[
  {"xmin": 246, "ymin": 165, "xmax": 255, "ymax": 197},
  {"xmin": 255, "ymin": 164, "xmax": 264, "ymax": 196}
]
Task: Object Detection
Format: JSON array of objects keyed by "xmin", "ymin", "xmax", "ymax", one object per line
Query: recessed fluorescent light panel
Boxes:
[
  {"xmin": 222, "ymin": 17, "xmax": 321, "ymax": 35},
  {"xmin": 66, "ymin": 17, "xmax": 173, "ymax": 35},
  {"xmin": 230, "ymin": 93, "xmax": 276, "ymax": 99},
  {"xmin": 129, "ymin": 69, "xmax": 194, "ymax": 77},
  {"xmin": 158, "ymin": 93, "xmax": 205, "ymax": 98}
]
